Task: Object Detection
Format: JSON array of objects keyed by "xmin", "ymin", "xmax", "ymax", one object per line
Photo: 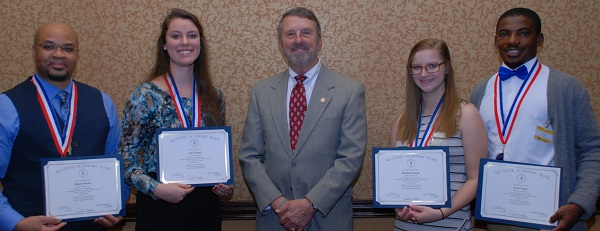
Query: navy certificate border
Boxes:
[
  {"xmin": 475, "ymin": 158, "xmax": 562, "ymax": 230},
  {"xmin": 372, "ymin": 146, "xmax": 451, "ymax": 209},
  {"xmin": 40, "ymin": 154, "xmax": 127, "ymax": 222},
  {"xmin": 156, "ymin": 126, "xmax": 234, "ymax": 187}
]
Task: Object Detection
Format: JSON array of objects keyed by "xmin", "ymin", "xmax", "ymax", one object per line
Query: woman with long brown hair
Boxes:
[{"xmin": 120, "ymin": 8, "xmax": 232, "ymax": 231}]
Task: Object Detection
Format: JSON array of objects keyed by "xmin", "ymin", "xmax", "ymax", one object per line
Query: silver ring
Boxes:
[{"xmin": 291, "ymin": 228, "xmax": 295, "ymax": 231}]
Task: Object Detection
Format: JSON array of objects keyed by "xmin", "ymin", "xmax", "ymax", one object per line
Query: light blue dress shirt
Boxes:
[{"xmin": 0, "ymin": 76, "xmax": 124, "ymax": 231}]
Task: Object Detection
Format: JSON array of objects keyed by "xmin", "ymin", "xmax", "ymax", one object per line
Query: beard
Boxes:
[
  {"xmin": 284, "ymin": 42, "xmax": 317, "ymax": 67},
  {"xmin": 46, "ymin": 72, "xmax": 71, "ymax": 82}
]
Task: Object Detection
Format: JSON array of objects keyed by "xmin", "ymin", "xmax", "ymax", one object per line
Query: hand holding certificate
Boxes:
[
  {"xmin": 42, "ymin": 155, "xmax": 125, "ymax": 221},
  {"xmin": 156, "ymin": 126, "xmax": 233, "ymax": 186},
  {"xmin": 475, "ymin": 159, "xmax": 561, "ymax": 230},
  {"xmin": 372, "ymin": 147, "xmax": 451, "ymax": 208}
]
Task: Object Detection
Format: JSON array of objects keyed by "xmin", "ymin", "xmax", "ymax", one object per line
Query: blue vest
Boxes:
[{"xmin": 3, "ymin": 77, "xmax": 109, "ymax": 217}]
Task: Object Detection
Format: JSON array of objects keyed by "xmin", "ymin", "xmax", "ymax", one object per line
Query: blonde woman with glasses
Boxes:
[{"xmin": 390, "ymin": 38, "xmax": 487, "ymax": 230}]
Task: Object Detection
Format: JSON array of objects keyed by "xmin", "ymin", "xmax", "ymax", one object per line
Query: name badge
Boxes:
[{"xmin": 534, "ymin": 125, "xmax": 553, "ymax": 144}]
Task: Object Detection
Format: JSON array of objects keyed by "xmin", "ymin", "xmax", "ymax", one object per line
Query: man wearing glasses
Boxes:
[
  {"xmin": 470, "ymin": 8, "xmax": 600, "ymax": 231},
  {"xmin": 0, "ymin": 22, "xmax": 126, "ymax": 231}
]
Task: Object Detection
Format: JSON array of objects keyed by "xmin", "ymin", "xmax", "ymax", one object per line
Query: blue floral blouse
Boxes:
[{"xmin": 119, "ymin": 82, "xmax": 225, "ymax": 198}]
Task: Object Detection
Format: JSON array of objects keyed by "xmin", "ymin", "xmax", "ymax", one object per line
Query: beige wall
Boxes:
[{"xmin": 1, "ymin": 0, "xmax": 599, "ymax": 203}]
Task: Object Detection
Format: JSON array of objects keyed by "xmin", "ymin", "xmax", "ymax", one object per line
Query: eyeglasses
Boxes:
[
  {"xmin": 35, "ymin": 43, "xmax": 78, "ymax": 53},
  {"xmin": 409, "ymin": 62, "xmax": 445, "ymax": 75}
]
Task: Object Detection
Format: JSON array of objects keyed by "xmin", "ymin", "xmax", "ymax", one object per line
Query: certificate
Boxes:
[
  {"xmin": 475, "ymin": 159, "xmax": 561, "ymax": 230},
  {"xmin": 42, "ymin": 155, "xmax": 125, "ymax": 221},
  {"xmin": 156, "ymin": 126, "xmax": 233, "ymax": 186},
  {"xmin": 372, "ymin": 147, "xmax": 451, "ymax": 208}
]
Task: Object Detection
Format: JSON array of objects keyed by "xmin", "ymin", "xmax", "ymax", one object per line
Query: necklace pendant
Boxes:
[
  {"xmin": 495, "ymin": 153, "xmax": 504, "ymax": 160},
  {"xmin": 495, "ymin": 145, "xmax": 505, "ymax": 160}
]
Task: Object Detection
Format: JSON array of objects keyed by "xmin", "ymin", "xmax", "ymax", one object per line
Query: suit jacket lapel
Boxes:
[
  {"xmin": 267, "ymin": 71, "xmax": 294, "ymax": 157},
  {"xmin": 294, "ymin": 66, "xmax": 335, "ymax": 154}
]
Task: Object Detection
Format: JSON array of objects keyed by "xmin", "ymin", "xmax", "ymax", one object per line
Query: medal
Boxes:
[
  {"xmin": 493, "ymin": 61, "xmax": 542, "ymax": 160},
  {"xmin": 32, "ymin": 74, "xmax": 78, "ymax": 157},
  {"xmin": 410, "ymin": 96, "xmax": 444, "ymax": 147},
  {"xmin": 495, "ymin": 146, "xmax": 505, "ymax": 160},
  {"xmin": 164, "ymin": 73, "xmax": 202, "ymax": 128}
]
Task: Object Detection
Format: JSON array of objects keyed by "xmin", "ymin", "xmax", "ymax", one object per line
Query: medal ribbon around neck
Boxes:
[
  {"xmin": 410, "ymin": 95, "xmax": 444, "ymax": 147},
  {"xmin": 164, "ymin": 73, "xmax": 202, "ymax": 127},
  {"xmin": 493, "ymin": 61, "xmax": 542, "ymax": 146},
  {"xmin": 31, "ymin": 74, "xmax": 78, "ymax": 157}
]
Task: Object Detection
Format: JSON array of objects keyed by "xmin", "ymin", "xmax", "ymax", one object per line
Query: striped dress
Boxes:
[{"xmin": 394, "ymin": 113, "xmax": 472, "ymax": 231}]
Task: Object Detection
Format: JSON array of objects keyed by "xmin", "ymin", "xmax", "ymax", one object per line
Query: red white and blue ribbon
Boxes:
[
  {"xmin": 493, "ymin": 61, "xmax": 542, "ymax": 146},
  {"xmin": 31, "ymin": 74, "xmax": 77, "ymax": 157},
  {"xmin": 410, "ymin": 95, "xmax": 444, "ymax": 147},
  {"xmin": 164, "ymin": 73, "xmax": 201, "ymax": 127}
]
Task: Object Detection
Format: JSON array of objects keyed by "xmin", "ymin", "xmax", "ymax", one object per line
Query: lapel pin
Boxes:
[{"xmin": 320, "ymin": 97, "xmax": 326, "ymax": 104}]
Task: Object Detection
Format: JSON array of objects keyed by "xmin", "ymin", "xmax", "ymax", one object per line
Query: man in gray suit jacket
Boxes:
[{"xmin": 239, "ymin": 7, "xmax": 367, "ymax": 231}]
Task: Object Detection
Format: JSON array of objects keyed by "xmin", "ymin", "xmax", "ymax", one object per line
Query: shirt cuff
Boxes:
[
  {"xmin": 148, "ymin": 180, "xmax": 160, "ymax": 200},
  {"xmin": 0, "ymin": 208, "xmax": 24, "ymax": 231}
]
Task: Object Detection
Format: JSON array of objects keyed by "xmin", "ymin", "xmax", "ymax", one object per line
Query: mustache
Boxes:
[{"xmin": 290, "ymin": 42, "xmax": 309, "ymax": 51}]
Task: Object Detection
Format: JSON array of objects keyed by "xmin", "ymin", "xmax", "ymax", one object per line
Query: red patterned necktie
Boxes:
[{"xmin": 289, "ymin": 75, "xmax": 307, "ymax": 151}]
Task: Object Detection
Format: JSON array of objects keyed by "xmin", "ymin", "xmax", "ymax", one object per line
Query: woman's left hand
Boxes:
[
  {"xmin": 408, "ymin": 205, "xmax": 445, "ymax": 223},
  {"xmin": 212, "ymin": 183, "xmax": 234, "ymax": 197},
  {"xmin": 94, "ymin": 214, "xmax": 123, "ymax": 228}
]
